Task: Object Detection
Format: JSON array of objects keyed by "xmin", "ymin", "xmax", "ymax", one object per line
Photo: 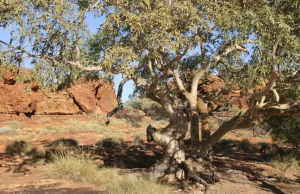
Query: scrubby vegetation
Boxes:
[
  {"xmin": 115, "ymin": 106, "xmax": 144, "ymax": 127},
  {"xmin": 45, "ymin": 152, "xmax": 99, "ymax": 184},
  {"xmin": 268, "ymin": 116, "xmax": 300, "ymax": 148},
  {"xmin": 127, "ymin": 98, "xmax": 168, "ymax": 121},
  {"xmin": 98, "ymin": 168, "xmax": 171, "ymax": 194},
  {"xmin": 40, "ymin": 120, "xmax": 107, "ymax": 135},
  {"xmin": 5, "ymin": 140, "xmax": 38, "ymax": 157}
]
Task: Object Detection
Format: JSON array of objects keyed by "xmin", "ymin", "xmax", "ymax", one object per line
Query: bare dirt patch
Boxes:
[{"xmin": 0, "ymin": 115, "xmax": 299, "ymax": 194}]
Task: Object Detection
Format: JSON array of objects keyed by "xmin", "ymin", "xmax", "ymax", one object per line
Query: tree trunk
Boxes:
[
  {"xmin": 149, "ymin": 110, "xmax": 188, "ymax": 178},
  {"xmin": 149, "ymin": 109, "xmax": 218, "ymax": 193},
  {"xmin": 197, "ymin": 98, "xmax": 211, "ymax": 141},
  {"xmin": 190, "ymin": 109, "xmax": 200, "ymax": 153}
]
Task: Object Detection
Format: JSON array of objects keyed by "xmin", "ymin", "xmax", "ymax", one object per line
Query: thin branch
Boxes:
[
  {"xmin": 264, "ymin": 100, "xmax": 300, "ymax": 110},
  {"xmin": 105, "ymin": 77, "xmax": 129, "ymax": 125},
  {"xmin": 148, "ymin": 59, "xmax": 155, "ymax": 79},
  {"xmin": 89, "ymin": 0, "xmax": 101, "ymax": 10}
]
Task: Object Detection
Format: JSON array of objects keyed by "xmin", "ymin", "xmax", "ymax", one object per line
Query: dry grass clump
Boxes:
[
  {"xmin": 47, "ymin": 138, "xmax": 79, "ymax": 147},
  {"xmin": 4, "ymin": 120, "xmax": 21, "ymax": 130},
  {"xmin": 97, "ymin": 135, "xmax": 125, "ymax": 149},
  {"xmin": 98, "ymin": 168, "xmax": 171, "ymax": 194},
  {"xmin": 97, "ymin": 131, "xmax": 127, "ymax": 148},
  {"xmin": 0, "ymin": 120, "xmax": 22, "ymax": 135},
  {"xmin": 0, "ymin": 126, "xmax": 19, "ymax": 135},
  {"xmin": 65, "ymin": 119, "xmax": 105, "ymax": 132},
  {"xmin": 45, "ymin": 152, "xmax": 99, "ymax": 184},
  {"xmin": 40, "ymin": 125, "xmax": 60, "ymax": 135},
  {"xmin": 131, "ymin": 136, "xmax": 144, "ymax": 147},
  {"xmin": 40, "ymin": 119, "xmax": 107, "ymax": 135},
  {"xmin": 131, "ymin": 130, "xmax": 145, "ymax": 139},
  {"xmin": 269, "ymin": 155, "xmax": 300, "ymax": 174},
  {"xmin": 268, "ymin": 148, "xmax": 300, "ymax": 174}
]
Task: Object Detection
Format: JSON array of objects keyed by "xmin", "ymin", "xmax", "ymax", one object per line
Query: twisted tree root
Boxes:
[{"xmin": 178, "ymin": 162, "xmax": 211, "ymax": 194}]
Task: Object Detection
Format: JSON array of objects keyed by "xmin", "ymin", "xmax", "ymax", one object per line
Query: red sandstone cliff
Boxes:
[{"xmin": 0, "ymin": 68, "xmax": 118, "ymax": 117}]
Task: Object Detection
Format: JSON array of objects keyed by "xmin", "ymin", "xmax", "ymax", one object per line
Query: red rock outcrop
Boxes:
[
  {"xmin": 68, "ymin": 79, "xmax": 118, "ymax": 115},
  {"xmin": 68, "ymin": 85, "xmax": 97, "ymax": 114},
  {"xmin": 32, "ymin": 92, "xmax": 82, "ymax": 115},
  {"xmin": 95, "ymin": 81, "xmax": 118, "ymax": 114},
  {"xmin": 199, "ymin": 74, "xmax": 248, "ymax": 109},
  {"xmin": 0, "ymin": 82, "xmax": 34, "ymax": 114},
  {"xmin": 0, "ymin": 68, "xmax": 118, "ymax": 116}
]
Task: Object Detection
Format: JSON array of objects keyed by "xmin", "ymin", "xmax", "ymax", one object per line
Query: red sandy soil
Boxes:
[{"xmin": 0, "ymin": 115, "xmax": 299, "ymax": 194}]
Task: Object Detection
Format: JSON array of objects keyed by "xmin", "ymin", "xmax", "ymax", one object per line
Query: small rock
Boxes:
[
  {"xmin": 176, "ymin": 169, "xmax": 185, "ymax": 180},
  {"xmin": 164, "ymin": 174, "xmax": 176, "ymax": 182}
]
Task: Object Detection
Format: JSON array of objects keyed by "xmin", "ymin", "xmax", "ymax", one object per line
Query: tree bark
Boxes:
[
  {"xmin": 190, "ymin": 109, "xmax": 200, "ymax": 152},
  {"xmin": 197, "ymin": 98, "xmax": 211, "ymax": 141},
  {"xmin": 149, "ymin": 110, "xmax": 188, "ymax": 178}
]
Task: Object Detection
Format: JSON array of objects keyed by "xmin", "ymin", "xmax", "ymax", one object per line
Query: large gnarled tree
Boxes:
[{"xmin": 1, "ymin": 0, "xmax": 299, "ymax": 191}]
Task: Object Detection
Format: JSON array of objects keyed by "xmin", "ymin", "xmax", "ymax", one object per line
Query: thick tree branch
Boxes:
[
  {"xmin": 247, "ymin": 72, "xmax": 278, "ymax": 108},
  {"xmin": 173, "ymin": 69, "xmax": 190, "ymax": 99},
  {"xmin": 158, "ymin": 51, "xmax": 187, "ymax": 75},
  {"xmin": 199, "ymin": 111, "xmax": 258, "ymax": 158}
]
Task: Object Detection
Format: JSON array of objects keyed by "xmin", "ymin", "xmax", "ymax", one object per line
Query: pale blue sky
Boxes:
[
  {"xmin": 85, "ymin": 13, "xmax": 134, "ymax": 102},
  {"xmin": 0, "ymin": 12, "xmax": 134, "ymax": 102}
]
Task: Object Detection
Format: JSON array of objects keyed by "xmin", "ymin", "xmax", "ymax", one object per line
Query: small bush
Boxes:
[
  {"xmin": 127, "ymin": 98, "xmax": 168, "ymax": 121},
  {"xmin": 45, "ymin": 152, "xmax": 99, "ymax": 183},
  {"xmin": 98, "ymin": 168, "xmax": 171, "ymax": 194},
  {"xmin": 115, "ymin": 106, "xmax": 144, "ymax": 123},
  {"xmin": 268, "ymin": 116, "xmax": 300, "ymax": 148},
  {"xmin": 214, "ymin": 139, "xmax": 238, "ymax": 152},
  {"xmin": 238, "ymin": 139, "xmax": 259, "ymax": 153},
  {"xmin": 98, "ymin": 137, "xmax": 123, "ymax": 148},
  {"xmin": 47, "ymin": 138, "xmax": 79, "ymax": 147},
  {"xmin": 5, "ymin": 140, "xmax": 38, "ymax": 157}
]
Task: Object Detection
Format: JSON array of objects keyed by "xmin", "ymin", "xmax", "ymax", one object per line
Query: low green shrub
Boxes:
[{"xmin": 127, "ymin": 98, "xmax": 168, "ymax": 121}]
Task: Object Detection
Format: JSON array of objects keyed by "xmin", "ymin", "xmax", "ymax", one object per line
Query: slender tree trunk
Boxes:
[
  {"xmin": 190, "ymin": 108, "xmax": 200, "ymax": 153},
  {"xmin": 197, "ymin": 98, "xmax": 211, "ymax": 141}
]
